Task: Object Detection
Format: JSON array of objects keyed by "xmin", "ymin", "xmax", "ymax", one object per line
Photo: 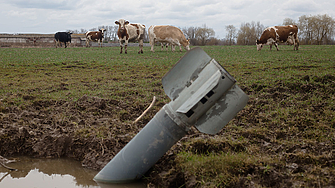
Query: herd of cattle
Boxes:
[{"xmin": 54, "ymin": 19, "xmax": 299, "ymax": 53}]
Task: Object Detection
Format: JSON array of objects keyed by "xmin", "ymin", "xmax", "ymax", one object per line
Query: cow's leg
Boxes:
[
  {"xmin": 274, "ymin": 43, "xmax": 279, "ymax": 51},
  {"xmin": 64, "ymin": 42, "xmax": 67, "ymax": 48},
  {"xmin": 86, "ymin": 40, "xmax": 89, "ymax": 47},
  {"xmin": 269, "ymin": 44, "xmax": 272, "ymax": 50},
  {"xmin": 296, "ymin": 39, "xmax": 299, "ymax": 50},
  {"xmin": 56, "ymin": 40, "xmax": 61, "ymax": 48},
  {"xmin": 172, "ymin": 45, "xmax": 175, "ymax": 52},
  {"xmin": 119, "ymin": 41, "xmax": 123, "ymax": 54},
  {"xmin": 150, "ymin": 38, "xmax": 155, "ymax": 52},
  {"xmin": 179, "ymin": 45, "xmax": 182, "ymax": 52},
  {"xmin": 161, "ymin": 43, "xmax": 164, "ymax": 51},
  {"xmin": 292, "ymin": 38, "xmax": 296, "ymax": 50},
  {"xmin": 124, "ymin": 40, "xmax": 128, "ymax": 54},
  {"xmin": 139, "ymin": 39, "xmax": 144, "ymax": 54}
]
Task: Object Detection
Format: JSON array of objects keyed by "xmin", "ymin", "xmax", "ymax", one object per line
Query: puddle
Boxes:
[{"xmin": 0, "ymin": 156, "xmax": 146, "ymax": 188}]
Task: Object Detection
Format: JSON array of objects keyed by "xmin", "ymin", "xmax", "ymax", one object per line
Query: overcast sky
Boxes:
[{"xmin": 1, "ymin": 0, "xmax": 334, "ymax": 39}]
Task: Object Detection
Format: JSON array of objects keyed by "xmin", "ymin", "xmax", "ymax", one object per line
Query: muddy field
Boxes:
[{"xmin": 1, "ymin": 45, "xmax": 335, "ymax": 187}]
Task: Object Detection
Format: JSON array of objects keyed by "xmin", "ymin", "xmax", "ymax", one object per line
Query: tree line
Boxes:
[
  {"xmin": 226, "ymin": 14, "xmax": 335, "ymax": 45},
  {"xmin": 67, "ymin": 14, "xmax": 335, "ymax": 46}
]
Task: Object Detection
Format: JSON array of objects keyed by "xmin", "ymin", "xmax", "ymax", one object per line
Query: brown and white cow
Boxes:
[
  {"xmin": 115, "ymin": 19, "xmax": 145, "ymax": 54},
  {"xmin": 256, "ymin": 25, "xmax": 299, "ymax": 51},
  {"xmin": 148, "ymin": 25, "xmax": 190, "ymax": 52},
  {"xmin": 86, "ymin": 29, "xmax": 106, "ymax": 47}
]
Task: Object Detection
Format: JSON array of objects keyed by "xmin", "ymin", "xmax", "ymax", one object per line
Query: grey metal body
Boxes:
[
  {"xmin": 162, "ymin": 47, "xmax": 248, "ymax": 134},
  {"xmin": 93, "ymin": 108, "xmax": 187, "ymax": 183},
  {"xmin": 94, "ymin": 47, "xmax": 249, "ymax": 183}
]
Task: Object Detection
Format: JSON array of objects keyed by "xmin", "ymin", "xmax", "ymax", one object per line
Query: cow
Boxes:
[
  {"xmin": 115, "ymin": 19, "xmax": 145, "ymax": 54},
  {"xmin": 256, "ymin": 25, "xmax": 299, "ymax": 51},
  {"xmin": 148, "ymin": 25, "xmax": 190, "ymax": 52},
  {"xmin": 85, "ymin": 29, "xmax": 106, "ymax": 47},
  {"xmin": 54, "ymin": 32, "xmax": 72, "ymax": 48}
]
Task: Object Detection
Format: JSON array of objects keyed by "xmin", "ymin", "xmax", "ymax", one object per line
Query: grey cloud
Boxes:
[
  {"xmin": 1, "ymin": 0, "xmax": 334, "ymax": 38},
  {"xmin": 8, "ymin": 0, "xmax": 75, "ymax": 10},
  {"xmin": 284, "ymin": 1, "xmax": 319, "ymax": 13}
]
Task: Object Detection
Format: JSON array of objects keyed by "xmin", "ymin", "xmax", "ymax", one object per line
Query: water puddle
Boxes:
[{"xmin": 0, "ymin": 156, "xmax": 146, "ymax": 188}]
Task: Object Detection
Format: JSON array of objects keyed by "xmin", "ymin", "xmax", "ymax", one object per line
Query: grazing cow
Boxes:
[
  {"xmin": 86, "ymin": 29, "xmax": 106, "ymax": 47},
  {"xmin": 115, "ymin": 19, "xmax": 145, "ymax": 54},
  {"xmin": 148, "ymin": 25, "xmax": 190, "ymax": 52},
  {"xmin": 256, "ymin": 25, "xmax": 299, "ymax": 51},
  {"xmin": 54, "ymin": 32, "xmax": 72, "ymax": 48}
]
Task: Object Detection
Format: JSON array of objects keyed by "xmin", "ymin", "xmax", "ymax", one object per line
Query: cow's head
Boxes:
[
  {"xmin": 67, "ymin": 32, "xmax": 72, "ymax": 43},
  {"xmin": 256, "ymin": 39, "xmax": 263, "ymax": 51},
  {"xmin": 185, "ymin": 39, "xmax": 190, "ymax": 51},
  {"xmin": 99, "ymin": 29, "xmax": 106, "ymax": 36},
  {"xmin": 115, "ymin": 19, "xmax": 129, "ymax": 32}
]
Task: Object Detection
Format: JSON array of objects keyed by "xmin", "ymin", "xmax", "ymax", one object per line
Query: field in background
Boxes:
[{"xmin": 1, "ymin": 45, "xmax": 335, "ymax": 187}]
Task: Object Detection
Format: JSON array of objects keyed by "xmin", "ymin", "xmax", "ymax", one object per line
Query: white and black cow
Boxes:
[
  {"xmin": 54, "ymin": 32, "xmax": 72, "ymax": 48},
  {"xmin": 86, "ymin": 29, "xmax": 106, "ymax": 47},
  {"xmin": 148, "ymin": 25, "xmax": 190, "ymax": 52},
  {"xmin": 115, "ymin": 19, "xmax": 145, "ymax": 54},
  {"xmin": 256, "ymin": 25, "xmax": 299, "ymax": 51}
]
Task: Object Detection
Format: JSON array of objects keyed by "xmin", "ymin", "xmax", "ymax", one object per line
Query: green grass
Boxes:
[
  {"xmin": 176, "ymin": 151, "xmax": 260, "ymax": 187},
  {"xmin": 1, "ymin": 45, "xmax": 335, "ymax": 187},
  {"xmin": 0, "ymin": 46, "xmax": 179, "ymax": 105},
  {"xmin": 1, "ymin": 45, "xmax": 333, "ymax": 103}
]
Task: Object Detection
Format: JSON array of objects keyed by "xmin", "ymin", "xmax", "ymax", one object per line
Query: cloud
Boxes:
[
  {"xmin": 228, "ymin": 0, "xmax": 254, "ymax": 10},
  {"xmin": 0, "ymin": 0, "xmax": 334, "ymax": 37},
  {"xmin": 7, "ymin": 0, "xmax": 75, "ymax": 10},
  {"xmin": 283, "ymin": 0, "xmax": 319, "ymax": 13}
]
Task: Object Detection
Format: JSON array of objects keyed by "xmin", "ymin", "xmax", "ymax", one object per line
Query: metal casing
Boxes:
[
  {"xmin": 94, "ymin": 47, "xmax": 249, "ymax": 184},
  {"xmin": 94, "ymin": 108, "xmax": 187, "ymax": 183},
  {"xmin": 162, "ymin": 47, "xmax": 248, "ymax": 134}
]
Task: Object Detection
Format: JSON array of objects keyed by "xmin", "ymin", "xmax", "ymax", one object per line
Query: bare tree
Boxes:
[
  {"xmin": 255, "ymin": 21, "xmax": 265, "ymax": 39},
  {"xmin": 66, "ymin": 29, "xmax": 79, "ymax": 34},
  {"xmin": 298, "ymin": 14, "xmax": 335, "ymax": 44},
  {"xmin": 80, "ymin": 28, "xmax": 87, "ymax": 34},
  {"xmin": 283, "ymin": 18, "xmax": 297, "ymax": 26},
  {"xmin": 182, "ymin": 26, "xmax": 198, "ymax": 45},
  {"xmin": 109, "ymin": 26, "xmax": 119, "ymax": 42},
  {"xmin": 89, "ymin": 28, "xmax": 97, "ymax": 32},
  {"xmin": 237, "ymin": 22, "xmax": 253, "ymax": 45},
  {"xmin": 225, "ymin": 25, "xmax": 236, "ymax": 45},
  {"xmin": 298, "ymin": 15, "xmax": 312, "ymax": 44},
  {"xmin": 195, "ymin": 24, "xmax": 215, "ymax": 46},
  {"xmin": 236, "ymin": 21, "xmax": 265, "ymax": 45},
  {"xmin": 314, "ymin": 14, "xmax": 335, "ymax": 44}
]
